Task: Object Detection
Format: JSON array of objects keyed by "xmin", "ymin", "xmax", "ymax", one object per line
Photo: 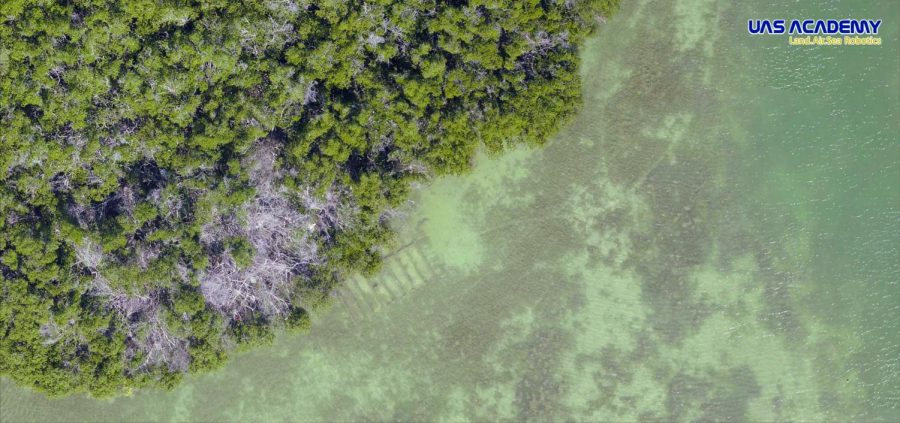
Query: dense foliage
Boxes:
[{"xmin": 0, "ymin": 0, "xmax": 618, "ymax": 396}]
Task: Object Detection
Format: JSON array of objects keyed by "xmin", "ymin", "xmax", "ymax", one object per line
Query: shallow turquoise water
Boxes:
[
  {"xmin": 1, "ymin": 0, "xmax": 898, "ymax": 421},
  {"xmin": 733, "ymin": 2, "xmax": 899, "ymax": 416}
]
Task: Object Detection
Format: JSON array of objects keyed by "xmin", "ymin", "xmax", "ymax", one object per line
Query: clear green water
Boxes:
[{"xmin": 2, "ymin": 0, "xmax": 898, "ymax": 421}]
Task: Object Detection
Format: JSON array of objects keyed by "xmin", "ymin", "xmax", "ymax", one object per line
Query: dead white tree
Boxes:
[
  {"xmin": 522, "ymin": 31, "xmax": 571, "ymax": 55},
  {"xmin": 87, "ymin": 278, "xmax": 191, "ymax": 373},
  {"xmin": 74, "ymin": 238, "xmax": 104, "ymax": 271},
  {"xmin": 39, "ymin": 317, "xmax": 66, "ymax": 346},
  {"xmin": 199, "ymin": 139, "xmax": 323, "ymax": 320},
  {"xmin": 132, "ymin": 313, "xmax": 190, "ymax": 373},
  {"xmin": 89, "ymin": 278, "xmax": 155, "ymax": 319}
]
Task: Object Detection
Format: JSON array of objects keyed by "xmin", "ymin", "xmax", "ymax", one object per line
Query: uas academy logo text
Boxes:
[{"xmin": 748, "ymin": 19, "xmax": 883, "ymax": 46}]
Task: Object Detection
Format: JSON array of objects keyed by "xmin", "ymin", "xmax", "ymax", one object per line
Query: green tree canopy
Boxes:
[{"xmin": 0, "ymin": 0, "xmax": 619, "ymax": 396}]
